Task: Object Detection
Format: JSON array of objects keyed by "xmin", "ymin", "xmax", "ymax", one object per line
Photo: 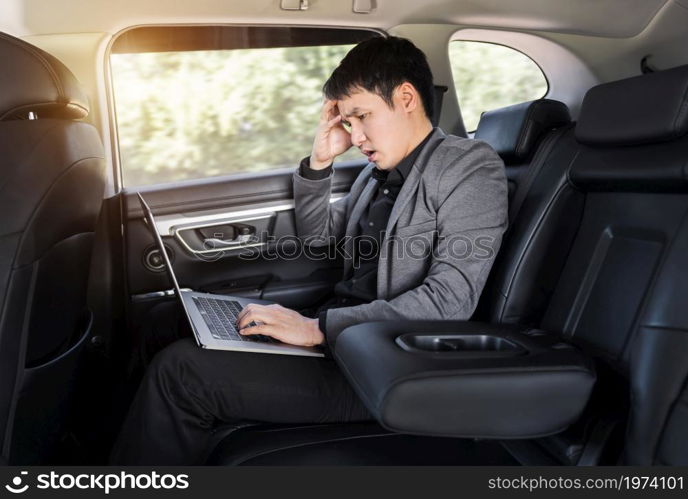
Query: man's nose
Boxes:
[{"xmin": 350, "ymin": 125, "xmax": 367, "ymax": 147}]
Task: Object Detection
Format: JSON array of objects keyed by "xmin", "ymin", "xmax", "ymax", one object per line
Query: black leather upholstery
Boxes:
[
  {"xmin": 0, "ymin": 32, "xmax": 89, "ymax": 121},
  {"xmin": 206, "ymin": 422, "xmax": 519, "ymax": 465},
  {"xmin": 575, "ymin": 64, "xmax": 688, "ymax": 146},
  {"xmin": 569, "ymin": 140, "xmax": 688, "ymax": 192},
  {"xmin": 0, "ymin": 31, "xmax": 105, "ymax": 464},
  {"xmin": 476, "ymin": 120, "xmax": 581, "ymax": 327},
  {"xmin": 474, "ymin": 65, "xmax": 688, "ymax": 465},
  {"xmin": 334, "ymin": 321, "xmax": 594, "ymax": 438},
  {"xmin": 474, "ymin": 99, "xmax": 571, "ymax": 164},
  {"xmin": 543, "ymin": 67, "xmax": 688, "ymax": 464},
  {"xmin": 473, "ymin": 99, "xmax": 572, "ymax": 222}
]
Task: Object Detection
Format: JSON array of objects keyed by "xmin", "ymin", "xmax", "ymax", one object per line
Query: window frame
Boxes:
[{"xmin": 447, "ymin": 38, "xmax": 550, "ymax": 133}]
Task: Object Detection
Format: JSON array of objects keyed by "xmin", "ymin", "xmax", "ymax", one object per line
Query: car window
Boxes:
[
  {"xmin": 448, "ymin": 40, "xmax": 548, "ymax": 132},
  {"xmin": 110, "ymin": 26, "xmax": 379, "ymax": 187}
]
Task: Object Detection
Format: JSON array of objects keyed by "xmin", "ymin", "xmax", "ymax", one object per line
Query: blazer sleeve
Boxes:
[
  {"xmin": 322, "ymin": 140, "xmax": 509, "ymax": 350},
  {"xmin": 292, "ymin": 158, "xmax": 373, "ymax": 246}
]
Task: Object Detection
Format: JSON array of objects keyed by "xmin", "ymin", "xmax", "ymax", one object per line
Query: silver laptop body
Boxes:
[{"xmin": 137, "ymin": 192, "xmax": 324, "ymax": 357}]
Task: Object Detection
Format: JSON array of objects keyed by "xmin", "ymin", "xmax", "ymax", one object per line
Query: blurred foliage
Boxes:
[
  {"xmin": 111, "ymin": 40, "xmax": 547, "ymax": 187},
  {"xmin": 449, "ymin": 41, "xmax": 548, "ymax": 132},
  {"xmin": 111, "ymin": 45, "xmax": 360, "ymax": 187}
]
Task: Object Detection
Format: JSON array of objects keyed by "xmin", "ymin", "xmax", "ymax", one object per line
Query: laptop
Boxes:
[{"xmin": 137, "ymin": 193, "xmax": 324, "ymax": 357}]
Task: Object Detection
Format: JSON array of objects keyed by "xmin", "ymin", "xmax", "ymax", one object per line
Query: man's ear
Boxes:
[{"xmin": 395, "ymin": 82, "xmax": 419, "ymax": 114}]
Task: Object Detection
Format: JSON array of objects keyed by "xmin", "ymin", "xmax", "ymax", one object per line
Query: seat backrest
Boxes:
[
  {"xmin": 0, "ymin": 31, "xmax": 106, "ymax": 462},
  {"xmin": 474, "ymin": 98, "xmax": 571, "ymax": 208},
  {"xmin": 537, "ymin": 64, "xmax": 688, "ymax": 465},
  {"xmin": 473, "ymin": 99, "xmax": 577, "ymax": 326}
]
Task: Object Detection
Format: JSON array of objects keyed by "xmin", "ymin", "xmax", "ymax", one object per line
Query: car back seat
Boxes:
[
  {"xmin": 472, "ymin": 99, "xmax": 578, "ymax": 326},
  {"xmin": 208, "ymin": 65, "xmax": 688, "ymax": 465},
  {"xmin": 420, "ymin": 63, "xmax": 688, "ymax": 466},
  {"xmin": 534, "ymin": 64, "xmax": 688, "ymax": 465},
  {"xmin": 474, "ymin": 98, "xmax": 571, "ymax": 214}
]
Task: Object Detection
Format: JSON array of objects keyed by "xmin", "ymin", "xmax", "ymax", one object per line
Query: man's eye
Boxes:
[{"xmin": 358, "ymin": 114, "xmax": 368, "ymax": 121}]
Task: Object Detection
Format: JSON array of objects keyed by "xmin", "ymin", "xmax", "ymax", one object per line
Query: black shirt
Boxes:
[{"xmin": 299, "ymin": 131, "xmax": 433, "ymax": 334}]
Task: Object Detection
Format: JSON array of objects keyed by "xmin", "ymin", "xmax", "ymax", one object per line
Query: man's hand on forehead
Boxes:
[
  {"xmin": 321, "ymin": 99, "xmax": 342, "ymax": 124},
  {"xmin": 309, "ymin": 99, "xmax": 353, "ymax": 169}
]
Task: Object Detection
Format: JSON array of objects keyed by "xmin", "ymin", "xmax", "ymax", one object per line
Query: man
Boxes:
[{"xmin": 110, "ymin": 36, "xmax": 507, "ymax": 465}]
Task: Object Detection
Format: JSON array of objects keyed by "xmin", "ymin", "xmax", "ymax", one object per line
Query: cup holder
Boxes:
[{"xmin": 396, "ymin": 333, "xmax": 526, "ymax": 357}]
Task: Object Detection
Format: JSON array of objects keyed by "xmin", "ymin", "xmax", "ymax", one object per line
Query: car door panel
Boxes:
[{"xmin": 123, "ymin": 161, "xmax": 366, "ymax": 320}]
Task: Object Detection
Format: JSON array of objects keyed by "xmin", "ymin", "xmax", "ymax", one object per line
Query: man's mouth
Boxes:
[{"xmin": 362, "ymin": 149, "xmax": 377, "ymax": 162}]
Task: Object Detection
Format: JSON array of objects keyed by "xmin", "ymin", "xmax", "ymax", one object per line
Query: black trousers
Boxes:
[{"xmin": 109, "ymin": 304, "xmax": 371, "ymax": 465}]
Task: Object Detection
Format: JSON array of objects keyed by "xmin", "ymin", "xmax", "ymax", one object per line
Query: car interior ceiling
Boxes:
[{"xmin": 0, "ymin": 0, "xmax": 688, "ymax": 466}]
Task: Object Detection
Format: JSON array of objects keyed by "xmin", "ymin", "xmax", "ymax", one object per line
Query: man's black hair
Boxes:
[{"xmin": 323, "ymin": 36, "xmax": 435, "ymax": 120}]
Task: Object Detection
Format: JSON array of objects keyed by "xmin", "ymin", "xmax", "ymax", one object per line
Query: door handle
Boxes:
[
  {"xmin": 172, "ymin": 213, "xmax": 273, "ymax": 256},
  {"xmin": 197, "ymin": 222, "xmax": 257, "ymax": 248}
]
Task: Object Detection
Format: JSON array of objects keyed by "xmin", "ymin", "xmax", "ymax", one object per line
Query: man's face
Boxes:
[{"xmin": 337, "ymin": 87, "xmax": 413, "ymax": 170}]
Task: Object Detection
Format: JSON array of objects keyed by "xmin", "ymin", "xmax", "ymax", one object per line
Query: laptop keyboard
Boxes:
[{"xmin": 193, "ymin": 297, "xmax": 275, "ymax": 343}]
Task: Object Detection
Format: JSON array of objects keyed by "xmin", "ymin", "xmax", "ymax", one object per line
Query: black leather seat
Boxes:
[
  {"xmin": 0, "ymin": 31, "xmax": 106, "ymax": 464},
  {"xmin": 474, "ymin": 98, "xmax": 571, "ymax": 213},
  {"xmin": 208, "ymin": 65, "xmax": 688, "ymax": 465},
  {"xmin": 541, "ymin": 64, "xmax": 688, "ymax": 465},
  {"xmin": 206, "ymin": 422, "xmax": 520, "ymax": 465},
  {"xmin": 473, "ymin": 98, "xmax": 576, "ymax": 325}
]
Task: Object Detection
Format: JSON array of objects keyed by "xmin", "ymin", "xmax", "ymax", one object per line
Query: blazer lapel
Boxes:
[
  {"xmin": 377, "ymin": 128, "xmax": 447, "ymax": 297},
  {"xmin": 385, "ymin": 128, "xmax": 447, "ymax": 236}
]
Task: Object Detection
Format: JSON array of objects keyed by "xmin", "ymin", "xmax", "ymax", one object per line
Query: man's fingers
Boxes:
[
  {"xmin": 235, "ymin": 303, "xmax": 257, "ymax": 322},
  {"xmin": 327, "ymin": 114, "xmax": 342, "ymax": 128},
  {"xmin": 320, "ymin": 99, "xmax": 337, "ymax": 123},
  {"xmin": 237, "ymin": 303, "xmax": 273, "ymax": 320},
  {"xmin": 239, "ymin": 323, "xmax": 288, "ymax": 344},
  {"xmin": 236, "ymin": 305, "xmax": 272, "ymax": 329},
  {"xmin": 236, "ymin": 303, "xmax": 282, "ymax": 323},
  {"xmin": 238, "ymin": 323, "xmax": 270, "ymax": 336}
]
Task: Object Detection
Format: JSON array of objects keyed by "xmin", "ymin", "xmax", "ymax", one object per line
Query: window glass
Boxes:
[
  {"xmin": 110, "ymin": 27, "xmax": 377, "ymax": 186},
  {"xmin": 448, "ymin": 40, "xmax": 548, "ymax": 132}
]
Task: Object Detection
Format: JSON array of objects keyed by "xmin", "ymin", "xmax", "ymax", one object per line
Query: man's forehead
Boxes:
[{"xmin": 336, "ymin": 89, "xmax": 384, "ymax": 116}]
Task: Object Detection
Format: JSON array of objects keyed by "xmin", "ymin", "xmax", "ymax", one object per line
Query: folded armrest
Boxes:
[{"xmin": 333, "ymin": 320, "xmax": 596, "ymax": 439}]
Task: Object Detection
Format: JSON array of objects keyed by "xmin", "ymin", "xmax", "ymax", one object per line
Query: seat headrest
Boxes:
[
  {"xmin": 576, "ymin": 64, "xmax": 688, "ymax": 147},
  {"xmin": 0, "ymin": 31, "xmax": 89, "ymax": 121},
  {"xmin": 474, "ymin": 99, "xmax": 571, "ymax": 164}
]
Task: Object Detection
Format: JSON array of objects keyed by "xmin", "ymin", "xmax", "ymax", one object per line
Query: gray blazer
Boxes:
[{"xmin": 293, "ymin": 128, "xmax": 508, "ymax": 348}]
